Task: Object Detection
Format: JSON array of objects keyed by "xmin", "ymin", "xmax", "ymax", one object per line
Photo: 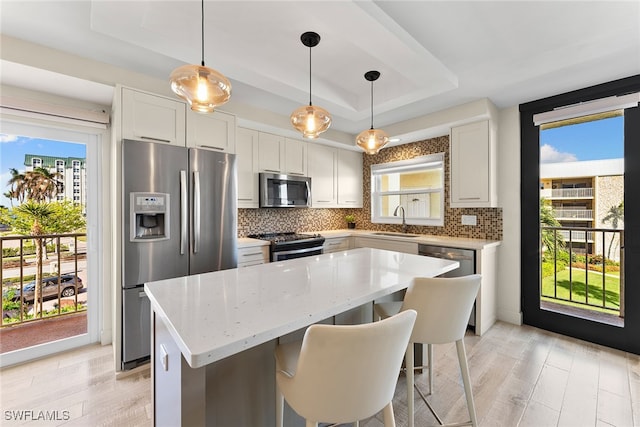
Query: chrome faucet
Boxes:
[{"xmin": 393, "ymin": 205, "xmax": 408, "ymax": 233}]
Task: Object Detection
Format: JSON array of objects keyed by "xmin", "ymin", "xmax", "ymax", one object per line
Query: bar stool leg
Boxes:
[
  {"xmin": 406, "ymin": 344, "xmax": 415, "ymax": 427},
  {"xmin": 276, "ymin": 385, "xmax": 284, "ymax": 427},
  {"xmin": 427, "ymin": 343, "xmax": 433, "ymax": 395},
  {"xmin": 382, "ymin": 402, "xmax": 396, "ymax": 427},
  {"xmin": 456, "ymin": 339, "xmax": 478, "ymax": 427}
]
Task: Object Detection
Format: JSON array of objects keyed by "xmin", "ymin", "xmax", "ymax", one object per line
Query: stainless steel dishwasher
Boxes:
[{"xmin": 418, "ymin": 244, "xmax": 477, "ymax": 328}]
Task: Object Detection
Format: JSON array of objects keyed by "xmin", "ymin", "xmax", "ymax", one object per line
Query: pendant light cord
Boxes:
[
  {"xmin": 370, "ymin": 80, "xmax": 374, "ymax": 130},
  {"xmin": 201, "ymin": 0, "xmax": 205, "ymax": 67},
  {"xmin": 308, "ymin": 45, "xmax": 312, "ymax": 106}
]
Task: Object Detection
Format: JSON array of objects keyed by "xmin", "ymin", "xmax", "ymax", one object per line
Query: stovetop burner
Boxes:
[{"xmin": 248, "ymin": 232, "xmax": 324, "ymax": 244}]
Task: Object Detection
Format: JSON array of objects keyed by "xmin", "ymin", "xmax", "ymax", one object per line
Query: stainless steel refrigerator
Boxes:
[{"xmin": 121, "ymin": 139, "xmax": 237, "ymax": 370}]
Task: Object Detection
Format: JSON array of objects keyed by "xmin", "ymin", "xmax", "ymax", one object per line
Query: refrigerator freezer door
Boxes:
[
  {"xmin": 123, "ymin": 140, "xmax": 190, "ymax": 288},
  {"xmin": 189, "ymin": 148, "xmax": 238, "ymax": 274},
  {"xmin": 122, "ymin": 287, "xmax": 151, "ymax": 369}
]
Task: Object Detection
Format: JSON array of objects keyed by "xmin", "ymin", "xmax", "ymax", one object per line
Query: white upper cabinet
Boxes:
[
  {"xmin": 283, "ymin": 138, "xmax": 307, "ymax": 176},
  {"xmin": 236, "ymin": 128, "xmax": 259, "ymax": 208},
  {"xmin": 450, "ymin": 120, "xmax": 498, "ymax": 208},
  {"xmin": 337, "ymin": 149, "xmax": 363, "ymax": 207},
  {"xmin": 257, "ymin": 133, "xmax": 307, "ymax": 176},
  {"xmin": 186, "ymin": 110, "xmax": 236, "ymax": 153},
  {"xmin": 258, "ymin": 132, "xmax": 285, "ymax": 173},
  {"xmin": 121, "ymin": 87, "xmax": 186, "ymax": 146},
  {"xmin": 308, "ymin": 144, "xmax": 337, "ymax": 207}
]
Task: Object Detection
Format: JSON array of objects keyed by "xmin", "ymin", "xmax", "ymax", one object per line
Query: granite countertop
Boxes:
[
  {"xmin": 145, "ymin": 248, "xmax": 458, "ymax": 368},
  {"xmin": 237, "ymin": 237, "xmax": 270, "ymax": 248},
  {"xmin": 315, "ymin": 229, "xmax": 501, "ymax": 251}
]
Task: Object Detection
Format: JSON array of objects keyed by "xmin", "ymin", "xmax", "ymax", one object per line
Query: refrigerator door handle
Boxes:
[
  {"xmin": 193, "ymin": 170, "xmax": 201, "ymax": 254},
  {"xmin": 180, "ymin": 170, "xmax": 187, "ymax": 255}
]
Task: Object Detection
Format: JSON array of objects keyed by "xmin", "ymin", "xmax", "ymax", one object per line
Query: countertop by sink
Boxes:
[
  {"xmin": 315, "ymin": 229, "xmax": 501, "ymax": 251},
  {"xmin": 239, "ymin": 230, "xmax": 501, "ymax": 251}
]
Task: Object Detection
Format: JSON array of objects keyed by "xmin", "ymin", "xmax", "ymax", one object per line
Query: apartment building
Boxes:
[
  {"xmin": 540, "ymin": 158, "xmax": 623, "ymax": 259},
  {"xmin": 24, "ymin": 154, "xmax": 87, "ymax": 208}
]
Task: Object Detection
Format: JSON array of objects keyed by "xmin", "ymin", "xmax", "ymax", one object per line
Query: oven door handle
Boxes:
[{"xmin": 272, "ymin": 246, "xmax": 323, "ymax": 260}]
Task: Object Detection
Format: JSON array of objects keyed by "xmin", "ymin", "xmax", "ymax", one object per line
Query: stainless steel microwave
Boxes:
[{"xmin": 259, "ymin": 173, "xmax": 311, "ymax": 208}]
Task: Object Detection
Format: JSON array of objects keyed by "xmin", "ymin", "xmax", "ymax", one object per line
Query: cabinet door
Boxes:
[
  {"xmin": 258, "ymin": 132, "xmax": 285, "ymax": 173},
  {"xmin": 236, "ymin": 128, "xmax": 259, "ymax": 208},
  {"xmin": 323, "ymin": 237, "xmax": 352, "ymax": 253},
  {"xmin": 186, "ymin": 110, "xmax": 236, "ymax": 153},
  {"xmin": 122, "ymin": 88, "xmax": 186, "ymax": 145},
  {"xmin": 353, "ymin": 237, "xmax": 418, "ymax": 254},
  {"xmin": 308, "ymin": 144, "xmax": 337, "ymax": 207},
  {"xmin": 284, "ymin": 138, "xmax": 307, "ymax": 176},
  {"xmin": 337, "ymin": 149, "xmax": 363, "ymax": 207},
  {"xmin": 450, "ymin": 120, "xmax": 498, "ymax": 207}
]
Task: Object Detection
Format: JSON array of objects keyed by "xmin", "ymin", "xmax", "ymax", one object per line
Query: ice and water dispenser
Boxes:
[{"xmin": 129, "ymin": 192, "xmax": 170, "ymax": 242}]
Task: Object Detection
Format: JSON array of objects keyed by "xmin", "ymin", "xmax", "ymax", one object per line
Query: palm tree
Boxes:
[
  {"xmin": 15, "ymin": 201, "xmax": 54, "ymax": 315},
  {"xmin": 540, "ymin": 198, "xmax": 564, "ymax": 254},
  {"xmin": 602, "ymin": 201, "xmax": 624, "ymax": 261},
  {"xmin": 6, "ymin": 167, "xmax": 26, "ymax": 204},
  {"xmin": 23, "ymin": 168, "xmax": 61, "ymax": 203}
]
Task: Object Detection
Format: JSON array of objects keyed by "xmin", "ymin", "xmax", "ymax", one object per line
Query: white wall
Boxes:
[{"xmin": 497, "ymin": 106, "xmax": 522, "ymax": 325}]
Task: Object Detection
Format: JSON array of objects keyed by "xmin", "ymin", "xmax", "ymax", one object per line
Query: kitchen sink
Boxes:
[{"xmin": 370, "ymin": 232, "xmax": 420, "ymax": 238}]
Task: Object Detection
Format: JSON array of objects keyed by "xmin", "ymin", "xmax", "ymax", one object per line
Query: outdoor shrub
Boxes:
[{"xmin": 2, "ymin": 290, "xmax": 21, "ymax": 311}]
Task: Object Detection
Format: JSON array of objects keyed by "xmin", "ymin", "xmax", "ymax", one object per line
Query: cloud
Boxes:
[
  {"xmin": 540, "ymin": 144, "xmax": 577, "ymax": 163},
  {"xmin": 0, "ymin": 134, "xmax": 18, "ymax": 143}
]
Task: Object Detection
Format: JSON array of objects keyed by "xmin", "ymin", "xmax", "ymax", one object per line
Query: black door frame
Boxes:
[{"xmin": 520, "ymin": 75, "xmax": 640, "ymax": 355}]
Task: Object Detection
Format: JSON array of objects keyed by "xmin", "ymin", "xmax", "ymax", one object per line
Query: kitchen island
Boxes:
[{"xmin": 145, "ymin": 248, "xmax": 458, "ymax": 426}]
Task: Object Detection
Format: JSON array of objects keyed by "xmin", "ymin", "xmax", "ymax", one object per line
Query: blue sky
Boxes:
[
  {"xmin": 540, "ymin": 115, "xmax": 623, "ymax": 163},
  {"xmin": 0, "ymin": 134, "xmax": 86, "ymax": 207}
]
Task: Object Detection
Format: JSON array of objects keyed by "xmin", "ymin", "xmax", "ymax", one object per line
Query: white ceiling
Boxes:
[{"xmin": 1, "ymin": 0, "xmax": 639, "ymax": 138}]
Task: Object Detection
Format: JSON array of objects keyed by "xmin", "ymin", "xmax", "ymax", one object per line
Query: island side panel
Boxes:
[
  {"xmin": 204, "ymin": 339, "xmax": 277, "ymax": 426},
  {"xmin": 153, "ymin": 311, "xmax": 206, "ymax": 426}
]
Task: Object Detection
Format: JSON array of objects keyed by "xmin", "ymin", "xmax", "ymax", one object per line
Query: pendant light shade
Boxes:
[
  {"xmin": 356, "ymin": 70, "xmax": 389, "ymax": 154},
  {"xmin": 170, "ymin": 0, "xmax": 231, "ymax": 113},
  {"xmin": 290, "ymin": 32, "xmax": 331, "ymax": 139}
]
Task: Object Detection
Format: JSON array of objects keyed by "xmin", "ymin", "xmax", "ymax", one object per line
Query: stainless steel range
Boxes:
[{"xmin": 248, "ymin": 232, "xmax": 325, "ymax": 262}]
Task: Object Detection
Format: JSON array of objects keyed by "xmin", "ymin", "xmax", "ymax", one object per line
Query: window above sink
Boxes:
[{"xmin": 370, "ymin": 153, "xmax": 445, "ymax": 227}]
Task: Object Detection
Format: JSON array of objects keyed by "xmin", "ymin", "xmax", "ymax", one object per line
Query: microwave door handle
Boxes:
[
  {"xmin": 305, "ymin": 180, "xmax": 310, "ymax": 203},
  {"xmin": 180, "ymin": 170, "xmax": 187, "ymax": 255},
  {"xmin": 193, "ymin": 171, "xmax": 201, "ymax": 254}
]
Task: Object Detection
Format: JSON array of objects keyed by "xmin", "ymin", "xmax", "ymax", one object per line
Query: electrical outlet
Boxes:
[{"xmin": 461, "ymin": 215, "xmax": 477, "ymax": 226}]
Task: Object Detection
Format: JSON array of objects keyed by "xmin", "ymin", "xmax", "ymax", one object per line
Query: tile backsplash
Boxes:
[{"xmin": 238, "ymin": 135, "xmax": 502, "ymax": 241}]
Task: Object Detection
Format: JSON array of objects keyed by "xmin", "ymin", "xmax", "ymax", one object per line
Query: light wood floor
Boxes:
[{"xmin": 1, "ymin": 321, "xmax": 638, "ymax": 426}]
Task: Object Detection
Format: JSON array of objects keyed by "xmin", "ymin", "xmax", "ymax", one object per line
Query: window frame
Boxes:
[{"xmin": 370, "ymin": 152, "xmax": 445, "ymax": 227}]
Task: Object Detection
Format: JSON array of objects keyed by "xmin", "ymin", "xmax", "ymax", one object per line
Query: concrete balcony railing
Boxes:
[
  {"xmin": 558, "ymin": 229, "xmax": 594, "ymax": 242},
  {"xmin": 553, "ymin": 208, "xmax": 593, "ymax": 220},
  {"xmin": 540, "ymin": 188, "xmax": 594, "ymax": 199}
]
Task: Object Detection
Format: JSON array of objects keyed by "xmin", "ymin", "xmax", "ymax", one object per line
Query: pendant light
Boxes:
[
  {"xmin": 356, "ymin": 70, "xmax": 389, "ymax": 155},
  {"xmin": 290, "ymin": 31, "xmax": 332, "ymax": 139},
  {"xmin": 170, "ymin": 0, "xmax": 231, "ymax": 113}
]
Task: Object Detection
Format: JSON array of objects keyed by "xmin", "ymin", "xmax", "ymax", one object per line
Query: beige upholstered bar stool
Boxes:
[
  {"xmin": 274, "ymin": 310, "xmax": 417, "ymax": 427},
  {"xmin": 374, "ymin": 275, "xmax": 481, "ymax": 427}
]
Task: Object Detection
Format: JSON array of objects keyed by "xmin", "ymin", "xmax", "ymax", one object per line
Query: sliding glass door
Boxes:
[{"xmin": 520, "ymin": 75, "xmax": 640, "ymax": 354}]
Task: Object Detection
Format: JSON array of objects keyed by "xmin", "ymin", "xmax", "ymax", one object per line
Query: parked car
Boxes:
[{"xmin": 6, "ymin": 274, "xmax": 84, "ymax": 303}]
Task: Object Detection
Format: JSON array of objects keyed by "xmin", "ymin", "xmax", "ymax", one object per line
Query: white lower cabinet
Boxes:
[
  {"xmin": 237, "ymin": 245, "xmax": 269, "ymax": 267},
  {"xmin": 353, "ymin": 237, "xmax": 418, "ymax": 254},
  {"xmin": 322, "ymin": 236, "xmax": 352, "ymax": 253}
]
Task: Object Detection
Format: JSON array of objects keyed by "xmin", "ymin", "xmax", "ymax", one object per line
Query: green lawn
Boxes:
[{"xmin": 541, "ymin": 268, "xmax": 620, "ymax": 313}]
